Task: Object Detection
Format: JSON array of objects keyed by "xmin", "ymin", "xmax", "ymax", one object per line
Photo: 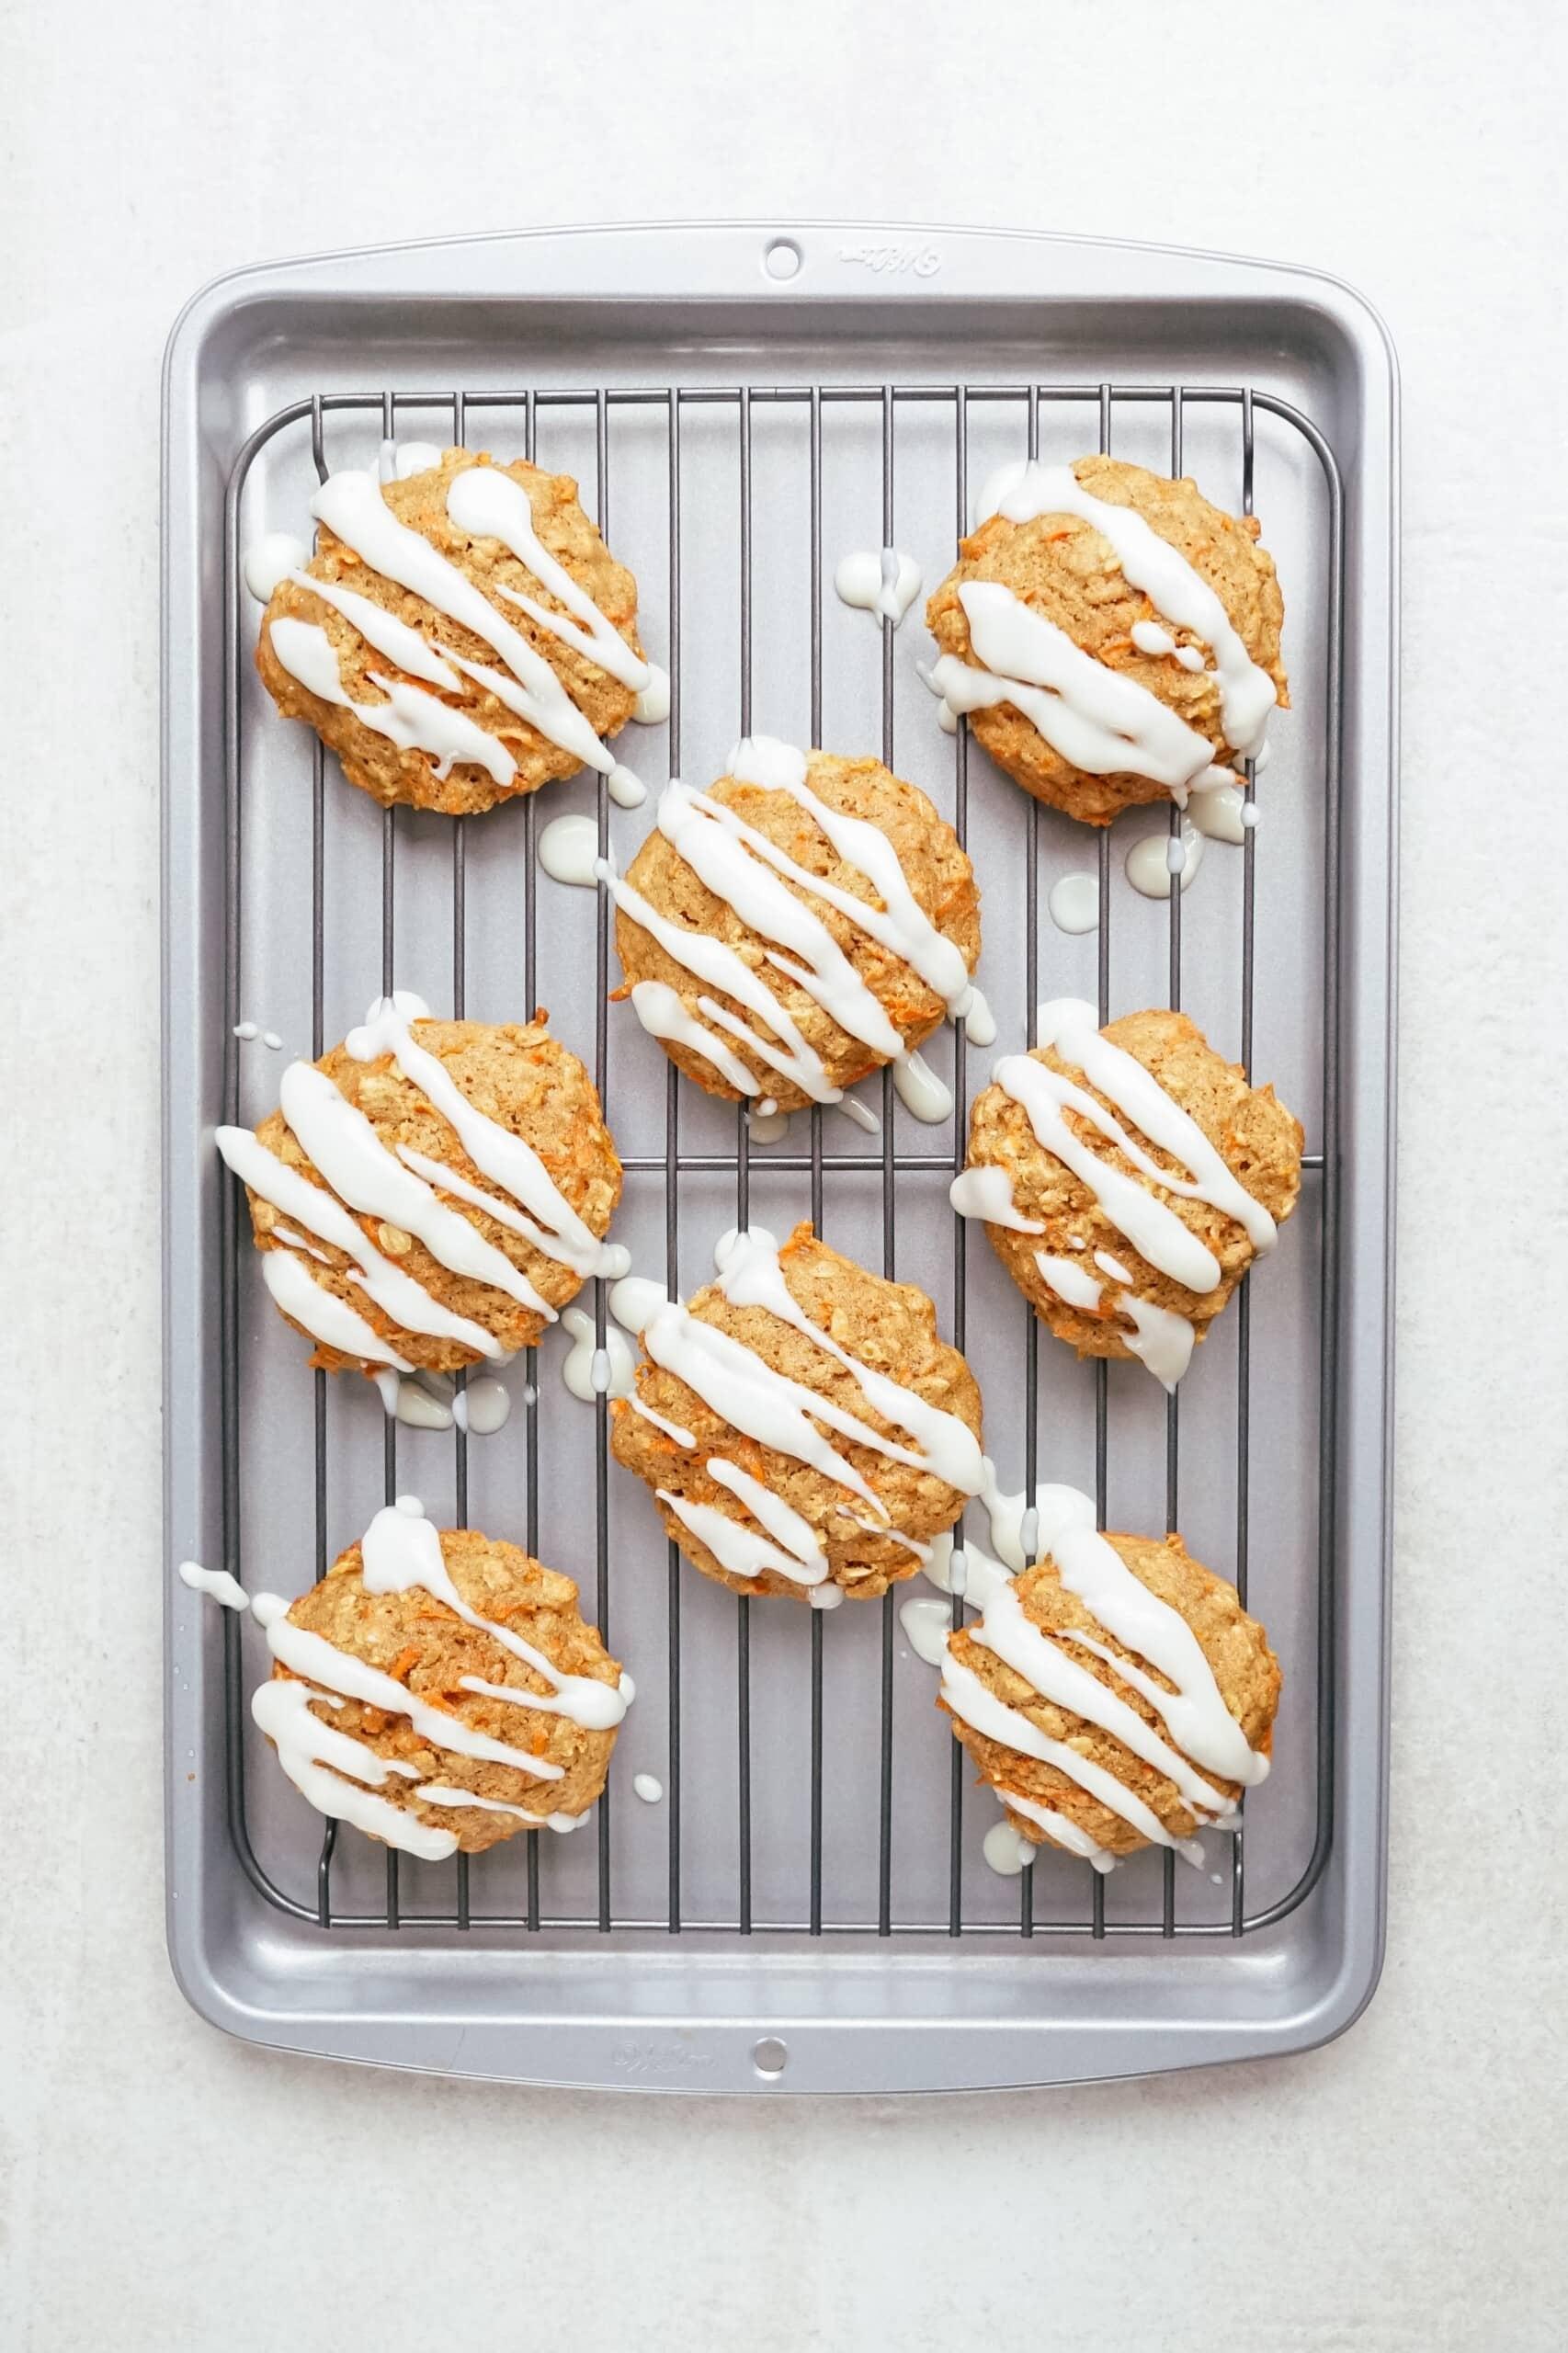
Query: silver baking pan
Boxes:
[{"xmin": 161, "ymin": 222, "xmax": 1397, "ymax": 2092}]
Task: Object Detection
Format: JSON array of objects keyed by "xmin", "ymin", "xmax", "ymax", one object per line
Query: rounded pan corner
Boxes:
[{"xmin": 164, "ymin": 1893, "xmax": 258, "ymax": 2052}]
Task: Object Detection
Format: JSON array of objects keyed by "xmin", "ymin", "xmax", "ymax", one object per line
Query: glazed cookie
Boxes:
[
  {"xmin": 256, "ymin": 449, "xmax": 653, "ymax": 816},
  {"xmin": 926, "ymin": 456, "xmax": 1288, "ymax": 826},
  {"xmin": 217, "ymin": 994, "xmax": 627, "ymax": 1377},
  {"xmin": 252, "ymin": 1500, "xmax": 630, "ymax": 1858},
  {"xmin": 609, "ymin": 1222, "xmax": 983, "ymax": 1603},
  {"xmin": 603, "ymin": 735, "xmax": 986, "ymax": 1120},
  {"xmin": 937, "ymin": 1491, "xmax": 1278, "ymax": 1870},
  {"xmin": 954, "ymin": 999, "xmax": 1301, "ymax": 1390}
]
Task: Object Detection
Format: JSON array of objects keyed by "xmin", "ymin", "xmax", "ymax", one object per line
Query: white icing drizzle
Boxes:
[
  {"xmin": 837, "ymin": 1507, "xmax": 930, "ymax": 1562},
  {"xmin": 345, "ymin": 997, "xmax": 626, "ymax": 1281},
  {"xmin": 992, "ymin": 1000, "xmax": 1273, "ymax": 1308},
  {"xmin": 244, "ymin": 1498, "xmax": 629, "ymax": 1859},
  {"xmin": 980, "ymin": 460, "xmax": 1277, "ymax": 758},
  {"xmin": 222, "ymin": 996, "xmax": 624, "ymax": 1368},
  {"xmin": 710, "ymin": 1456, "xmax": 830, "ymax": 1586},
  {"xmin": 916, "ymin": 658, "xmax": 960, "ymax": 735},
  {"xmin": 1189, "ymin": 782, "xmax": 1249, "ymax": 846},
  {"xmin": 966, "ymin": 1576, "xmax": 1233, "ymax": 1817},
  {"xmin": 930, "ymin": 584, "xmax": 1217, "ymax": 798},
  {"xmin": 233, "ymin": 1020, "xmax": 259, "ymax": 1040},
  {"xmin": 268, "ymin": 618, "xmax": 517, "ymax": 788},
  {"xmin": 1125, "ymin": 820, "xmax": 1204, "ymax": 900},
  {"xmin": 979, "ymin": 996, "xmax": 1278, "ymax": 1389},
  {"xmin": 839, "ymin": 1095, "xmax": 881, "ymax": 1136},
  {"xmin": 538, "ymin": 812, "xmax": 601, "ymax": 887},
  {"xmin": 244, "ymin": 533, "xmax": 310, "ymax": 602},
  {"xmin": 899, "ymin": 1593, "xmax": 954, "ymax": 1666},
  {"xmin": 659, "ymin": 1483, "xmax": 828, "ymax": 1589},
  {"xmin": 949, "ymin": 1165, "xmax": 1043, "ymax": 1233},
  {"xmin": 982, "ymin": 1818, "xmax": 1034, "ymax": 1877},
  {"xmin": 222, "ymin": 1120, "xmax": 500, "ymax": 1362},
  {"xmin": 452, "ymin": 1376, "xmax": 511, "ymax": 1435},
  {"xmin": 606, "ymin": 738, "xmax": 978, "ymax": 1114},
  {"xmin": 255, "ymin": 1595, "xmax": 563, "ymax": 1780},
  {"xmin": 1119, "ymin": 1296, "xmax": 1195, "ymax": 1392},
  {"xmin": 608, "ymin": 764, "xmax": 647, "ymax": 809},
  {"xmin": 834, "ymin": 546, "xmax": 923, "ymax": 627},
  {"xmin": 810, "ymin": 1583, "xmax": 845, "ymax": 1610},
  {"xmin": 372, "ymin": 1369, "xmax": 456, "ymax": 1429},
  {"xmin": 1001, "ymin": 1786, "xmax": 1116, "ymax": 1871},
  {"xmin": 363, "ymin": 1495, "xmax": 629, "ymax": 1729},
  {"xmin": 1130, "ymin": 620, "xmax": 1205, "ymax": 676},
  {"xmin": 278, "ymin": 1061, "xmax": 553, "ymax": 1319},
  {"xmin": 638, "ymin": 1227, "xmax": 982, "ymax": 1574},
  {"xmin": 257, "ymin": 1234, "xmax": 417, "ymax": 1369},
  {"xmin": 270, "ymin": 1223, "xmax": 327, "ymax": 1262},
  {"xmin": 310, "ymin": 468, "xmax": 621, "ymax": 779},
  {"xmin": 929, "ymin": 1475, "xmax": 1267, "ymax": 1866},
  {"xmin": 961, "ymin": 987, "xmax": 996, "ymax": 1047},
  {"xmin": 444, "ymin": 464, "xmax": 650, "ymax": 693},
  {"xmin": 631, "ymin": 665, "xmax": 671, "ymax": 725},
  {"xmin": 286, "ymin": 571, "xmax": 463, "ymax": 692},
  {"xmin": 941, "ymin": 1653, "xmax": 1202, "ymax": 1862},
  {"xmin": 178, "ymin": 1558, "xmax": 249, "ymax": 1609},
  {"xmin": 1033, "ymin": 1252, "xmax": 1103, "ymax": 1311},
  {"xmin": 632, "ymin": 1772, "xmax": 664, "ymax": 1803},
  {"xmin": 251, "ymin": 1678, "xmax": 460, "ymax": 1862},
  {"xmin": 915, "ymin": 1519, "xmax": 1119, "ymax": 1876},
  {"xmin": 264, "ymin": 1031, "xmax": 282, "ymax": 1050},
  {"xmin": 892, "ymin": 1049, "xmax": 952, "ymax": 1124},
  {"xmin": 608, "ymin": 1274, "xmax": 670, "ymax": 1336},
  {"xmin": 1048, "ymin": 872, "xmax": 1101, "ymax": 937},
  {"xmin": 630, "ymin": 1395, "xmax": 697, "ymax": 1449},
  {"xmin": 747, "ymin": 1104, "xmax": 790, "ymax": 1143},
  {"xmin": 416, "ymin": 1784, "xmax": 585, "ymax": 1832},
  {"xmin": 562, "ymin": 1307, "xmax": 636, "ymax": 1404},
  {"xmin": 713, "ymin": 1225, "xmax": 983, "ymax": 1494},
  {"xmin": 607, "ymin": 863, "xmax": 836, "ymax": 1105},
  {"xmin": 628, "ymin": 978, "xmax": 767, "ymax": 1098}
]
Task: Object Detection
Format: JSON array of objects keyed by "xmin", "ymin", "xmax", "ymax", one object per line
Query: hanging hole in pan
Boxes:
[
  {"xmin": 752, "ymin": 2035, "xmax": 789, "ymax": 2077},
  {"xmin": 763, "ymin": 237, "xmax": 802, "ymax": 281}
]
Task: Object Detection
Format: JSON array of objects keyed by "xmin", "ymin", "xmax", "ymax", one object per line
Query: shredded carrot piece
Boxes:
[{"xmin": 387, "ymin": 1645, "xmax": 421, "ymax": 1684}]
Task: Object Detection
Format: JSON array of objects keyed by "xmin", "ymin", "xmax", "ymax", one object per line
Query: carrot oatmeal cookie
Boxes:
[
  {"xmin": 938, "ymin": 1494, "xmax": 1279, "ymax": 1870},
  {"xmin": 603, "ymin": 735, "xmax": 984, "ymax": 1118},
  {"xmin": 217, "ymin": 994, "xmax": 626, "ymax": 1378},
  {"xmin": 252, "ymin": 1501, "xmax": 629, "ymax": 1858},
  {"xmin": 926, "ymin": 455, "xmax": 1287, "ymax": 825},
  {"xmin": 256, "ymin": 448, "xmax": 652, "ymax": 816},
  {"xmin": 609, "ymin": 1222, "xmax": 983, "ymax": 1603},
  {"xmin": 953, "ymin": 1000, "xmax": 1301, "ymax": 1390}
]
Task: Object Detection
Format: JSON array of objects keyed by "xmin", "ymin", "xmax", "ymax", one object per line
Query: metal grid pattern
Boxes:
[{"xmin": 218, "ymin": 374, "xmax": 1341, "ymax": 1940}]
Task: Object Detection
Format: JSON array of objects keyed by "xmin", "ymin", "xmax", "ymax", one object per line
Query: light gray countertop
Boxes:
[{"xmin": 3, "ymin": 1, "xmax": 1564, "ymax": 2344}]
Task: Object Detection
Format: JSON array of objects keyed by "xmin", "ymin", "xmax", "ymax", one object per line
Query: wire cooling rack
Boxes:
[{"xmin": 217, "ymin": 370, "xmax": 1339, "ymax": 1943}]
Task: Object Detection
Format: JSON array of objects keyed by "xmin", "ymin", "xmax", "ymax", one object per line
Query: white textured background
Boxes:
[{"xmin": 3, "ymin": 1, "xmax": 1565, "ymax": 2345}]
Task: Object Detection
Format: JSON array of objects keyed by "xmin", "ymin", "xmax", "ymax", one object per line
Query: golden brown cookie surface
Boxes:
[
  {"xmin": 609, "ymin": 749, "xmax": 980, "ymax": 1115},
  {"xmin": 942, "ymin": 1528, "xmax": 1280, "ymax": 1862},
  {"xmin": 926, "ymin": 456, "xmax": 1288, "ymax": 825},
  {"xmin": 962, "ymin": 1007, "xmax": 1301, "ymax": 1380},
  {"xmin": 256, "ymin": 449, "xmax": 645, "ymax": 816},
  {"xmin": 266, "ymin": 1529, "xmax": 623, "ymax": 1854},
  {"xmin": 232, "ymin": 1014, "xmax": 623, "ymax": 1377},
  {"xmin": 610, "ymin": 1222, "xmax": 983, "ymax": 1602}
]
